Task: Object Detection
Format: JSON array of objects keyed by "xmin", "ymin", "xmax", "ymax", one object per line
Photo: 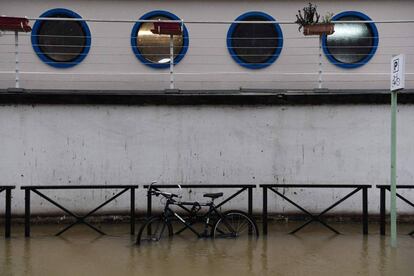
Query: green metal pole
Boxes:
[{"xmin": 390, "ymin": 90, "xmax": 397, "ymax": 248}]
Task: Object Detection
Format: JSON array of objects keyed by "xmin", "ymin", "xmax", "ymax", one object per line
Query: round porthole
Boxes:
[
  {"xmin": 31, "ymin": 8, "xmax": 91, "ymax": 68},
  {"xmin": 227, "ymin": 11, "xmax": 283, "ymax": 69},
  {"xmin": 131, "ymin": 10, "xmax": 189, "ymax": 69},
  {"xmin": 322, "ymin": 11, "xmax": 378, "ymax": 68}
]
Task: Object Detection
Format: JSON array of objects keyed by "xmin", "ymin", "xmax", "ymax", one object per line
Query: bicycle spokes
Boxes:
[{"xmin": 213, "ymin": 212, "xmax": 258, "ymax": 239}]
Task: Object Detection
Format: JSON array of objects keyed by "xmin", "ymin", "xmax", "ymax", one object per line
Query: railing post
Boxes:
[
  {"xmin": 15, "ymin": 31, "xmax": 20, "ymax": 89},
  {"xmin": 169, "ymin": 34, "xmax": 174, "ymax": 89},
  {"xmin": 25, "ymin": 189, "xmax": 30, "ymax": 237},
  {"xmin": 248, "ymin": 187, "xmax": 253, "ymax": 235},
  {"xmin": 5, "ymin": 188, "xmax": 11, "ymax": 238},
  {"xmin": 147, "ymin": 188, "xmax": 152, "ymax": 219},
  {"xmin": 362, "ymin": 187, "xmax": 368, "ymax": 235},
  {"xmin": 147, "ymin": 187, "xmax": 152, "ymax": 235},
  {"xmin": 263, "ymin": 186, "xmax": 268, "ymax": 235},
  {"xmin": 130, "ymin": 187, "xmax": 135, "ymax": 235},
  {"xmin": 248, "ymin": 187, "xmax": 253, "ymax": 217},
  {"xmin": 380, "ymin": 187, "xmax": 386, "ymax": 235},
  {"xmin": 318, "ymin": 35, "xmax": 323, "ymax": 89}
]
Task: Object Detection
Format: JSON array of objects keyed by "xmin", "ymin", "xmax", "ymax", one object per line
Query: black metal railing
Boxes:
[
  {"xmin": 0, "ymin": 186, "xmax": 15, "ymax": 238},
  {"xmin": 144, "ymin": 184, "xmax": 256, "ymax": 224},
  {"xmin": 21, "ymin": 185, "xmax": 138, "ymax": 237},
  {"xmin": 260, "ymin": 184, "xmax": 372, "ymax": 235},
  {"xmin": 377, "ymin": 185, "xmax": 414, "ymax": 236}
]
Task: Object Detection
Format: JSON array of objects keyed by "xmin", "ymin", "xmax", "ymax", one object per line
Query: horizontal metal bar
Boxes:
[
  {"xmin": 144, "ymin": 184, "xmax": 256, "ymax": 188},
  {"xmin": 22, "ymin": 17, "xmax": 414, "ymax": 24},
  {"xmin": 4, "ymin": 69, "xmax": 414, "ymax": 76},
  {"xmin": 21, "ymin": 185, "xmax": 138, "ymax": 189},
  {"xmin": 260, "ymin": 184, "xmax": 372, "ymax": 188},
  {"xmin": 0, "ymin": 186, "xmax": 16, "ymax": 189},
  {"xmin": 376, "ymin": 185, "xmax": 414, "ymax": 189},
  {"xmin": 6, "ymin": 31, "xmax": 413, "ymax": 40}
]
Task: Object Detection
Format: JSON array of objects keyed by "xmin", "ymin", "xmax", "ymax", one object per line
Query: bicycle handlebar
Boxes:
[
  {"xmin": 151, "ymin": 189, "xmax": 179, "ymax": 199},
  {"xmin": 148, "ymin": 181, "xmax": 183, "ymax": 201},
  {"xmin": 148, "ymin": 184, "xmax": 213, "ymax": 210}
]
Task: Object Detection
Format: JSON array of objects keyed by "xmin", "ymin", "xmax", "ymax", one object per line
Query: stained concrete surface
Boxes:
[
  {"xmin": 3, "ymin": 104, "xmax": 414, "ymax": 216},
  {"xmin": 1, "ymin": 222, "xmax": 413, "ymax": 276}
]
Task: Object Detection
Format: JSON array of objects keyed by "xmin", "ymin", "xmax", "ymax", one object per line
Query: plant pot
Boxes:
[{"xmin": 303, "ymin": 23, "xmax": 334, "ymax": 36}]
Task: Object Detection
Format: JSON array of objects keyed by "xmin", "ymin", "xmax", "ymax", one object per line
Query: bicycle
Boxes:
[{"xmin": 136, "ymin": 183, "xmax": 259, "ymax": 245}]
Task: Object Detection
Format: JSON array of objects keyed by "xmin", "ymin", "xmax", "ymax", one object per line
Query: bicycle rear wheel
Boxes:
[
  {"xmin": 136, "ymin": 216, "xmax": 173, "ymax": 245},
  {"xmin": 213, "ymin": 210, "xmax": 259, "ymax": 239}
]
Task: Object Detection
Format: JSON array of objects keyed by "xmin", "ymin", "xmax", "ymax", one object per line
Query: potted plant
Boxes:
[{"xmin": 295, "ymin": 3, "xmax": 334, "ymax": 36}]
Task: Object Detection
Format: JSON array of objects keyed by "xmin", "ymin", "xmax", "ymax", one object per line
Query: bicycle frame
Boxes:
[
  {"xmin": 163, "ymin": 196, "xmax": 228, "ymax": 238},
  {"xmin": 159, "ymin": 194, "xmax": 237, "ymax": 238},
  {"xmin": 139, "ymin": 186, "xmax": 258, "ymax": 245}
]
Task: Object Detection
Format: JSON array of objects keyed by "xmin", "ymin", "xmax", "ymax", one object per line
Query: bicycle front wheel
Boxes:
[
  {"xmin": 213, "ymin": 210, "xmax": 259, "ymax": 239},
  {"xmin": 136, "ymin": 216, "xmax": 173, "ymax": 245}
]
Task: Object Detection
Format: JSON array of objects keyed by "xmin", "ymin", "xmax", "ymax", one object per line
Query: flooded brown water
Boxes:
[{"xmin": 1, "ymin": 222, "xmax": 413, "ymax": 276}]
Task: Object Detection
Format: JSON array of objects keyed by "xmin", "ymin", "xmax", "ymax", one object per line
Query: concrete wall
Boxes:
[
  {"xmin": 0, "ymin": 0, "xmax": 413, "ymax": 90},
  {"xmin": 0, "ymin": 103, "xmax": 413, "ymax": 215},
  {"xmin": 0, "ymin": 0, "xmax": 413, "ymax": 216}
]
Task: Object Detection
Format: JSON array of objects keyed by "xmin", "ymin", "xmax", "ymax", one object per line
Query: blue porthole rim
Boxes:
[
  {"xmin": 130, "ymin": 10, "xmax": 189, "ymax": 69},
  {"xmin": 226, "ymin": 11, "xmax": 284, "ymax": 69},
  {"xmin": 322, "ymin": 11, "xmax": 379, "ymax": 69},
  {"xmin": 31, "ymin": 8, "xmax": 91, "ymax": 69}
]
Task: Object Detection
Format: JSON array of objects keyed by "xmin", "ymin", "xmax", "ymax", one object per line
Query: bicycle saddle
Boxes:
[{"xmin": 203, "ymin": 192, "xmax": 223, "ymax": 199}]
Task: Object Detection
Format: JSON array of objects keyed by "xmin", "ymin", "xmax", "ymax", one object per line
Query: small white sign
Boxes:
[{"xmin": 391, "ymin": 54, "xmax": 405, "ymax": 92}]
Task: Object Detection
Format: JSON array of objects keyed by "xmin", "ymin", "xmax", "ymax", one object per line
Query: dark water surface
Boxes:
[{"xmin": 1, "ymin": 222, "xmax": 413, "ymax": 276}]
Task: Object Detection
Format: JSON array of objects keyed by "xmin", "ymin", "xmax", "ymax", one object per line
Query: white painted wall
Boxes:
[
  {"xmin": 0, "ymin": 104, "xmax": 413, "ymax": 215},
  {"xmin": 0, "ymin": 0, "xmax": 413, "ymax": 90},
  {"xmin": 0, "ymin": 0, "xmax": 413, "ymax": 216}
]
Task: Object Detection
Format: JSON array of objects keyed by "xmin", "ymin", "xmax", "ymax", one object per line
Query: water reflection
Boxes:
[
  {"xmin": 379, "ymin": 237, "xmax": 387, "ymax": 276},
  {"xmin": 1, "ymin": 222, "xmax": 413, "ymax": 275},
  {"xmin": 1, "ymin": 239, "xmax": 12, "ymax": 275},
  {"xmin": 23, "ymin": 238, "xmax": 32, "ymax": 275}
]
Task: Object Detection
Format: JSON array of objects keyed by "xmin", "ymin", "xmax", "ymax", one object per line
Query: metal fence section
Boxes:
[
  {"xmin": 144, "ymin": 184, "xmax": 255, "ymax": 219},
  {"xmin": 0, "ymin": 186, "xmax": 15, "ymax": 238},
  {"xmin": 21, "ymin": 185, "xmax": 138, "ymax": 237},
  {"xmin": 260, "ymin": 184, "xmax": 372, "ymax": 235},
  {"xmin": 377, "ymin": 185, "xmax": 414, "ymax": 236}
]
